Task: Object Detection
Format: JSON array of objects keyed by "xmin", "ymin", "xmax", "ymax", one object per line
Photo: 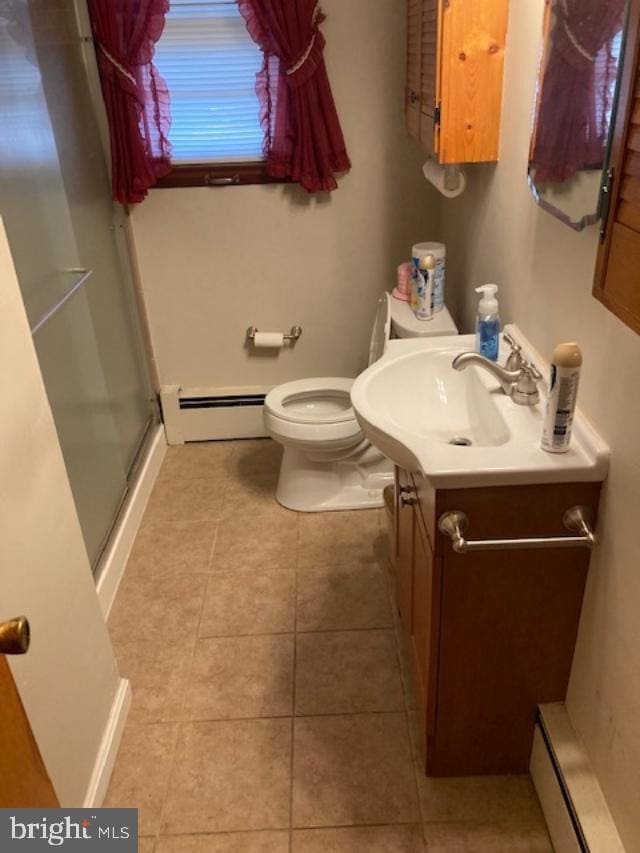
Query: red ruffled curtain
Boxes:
[
  {"xmin": 237, "ymin": 0, "xmax": 351, "ymax": 193},
  {"xmin": 531, "ymin": 0, "xmax": 625, "ymax": 183},
  {"xmin": 87, "ymin": 0, "xmax": 172, "ymax": 204}
]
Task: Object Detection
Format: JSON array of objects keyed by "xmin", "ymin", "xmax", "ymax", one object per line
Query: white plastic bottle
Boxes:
[
  {"xmin": 412, "ymin": 254, "xmax": 434, "ymax": 320},
  {"xmin": 541, "ymin": 343, "xmax": 582, "ymax": 453},
  {"xmin": 474, "ymin": 284, "xmax": 500, "ymax": 361}
]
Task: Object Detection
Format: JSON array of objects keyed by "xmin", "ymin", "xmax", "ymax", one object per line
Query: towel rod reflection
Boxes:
[{"xmin": 30, "ymin": 268, "xmax": 94, "ymax": 336}]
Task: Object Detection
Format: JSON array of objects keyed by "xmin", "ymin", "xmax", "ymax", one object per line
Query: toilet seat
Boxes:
[
  {"xmin": 265, "ymin": 377, "xmax": 355, "ymax": 424},
  {"xmin": 264, "ymin": 377, "xmax": 363, "ymax": 451}
]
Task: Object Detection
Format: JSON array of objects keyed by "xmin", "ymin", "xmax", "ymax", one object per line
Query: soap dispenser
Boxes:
[{"xmin": 475, "ymin": 284, "xmax": 500, "ymax": 361}]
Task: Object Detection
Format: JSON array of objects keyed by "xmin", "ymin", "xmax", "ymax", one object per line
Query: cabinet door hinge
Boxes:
[{"xmin": 434, "ymin": 102, "xmax": 441, "ymax": 126}]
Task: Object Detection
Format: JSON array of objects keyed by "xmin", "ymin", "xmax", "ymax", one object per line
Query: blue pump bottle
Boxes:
[{"xmin": 475, "ymin": 284, "xmax": 500, "ymax": 361}]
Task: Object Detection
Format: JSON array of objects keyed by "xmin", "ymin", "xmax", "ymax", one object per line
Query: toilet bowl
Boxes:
[{"xmin": 264, "ymin": 294, "xmax": 458, "ymax": 511}]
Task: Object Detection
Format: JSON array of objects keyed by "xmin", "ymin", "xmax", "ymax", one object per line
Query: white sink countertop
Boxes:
[{"xmin": 351, "ymin": 324, "xmax": 610, "ymax": 489}]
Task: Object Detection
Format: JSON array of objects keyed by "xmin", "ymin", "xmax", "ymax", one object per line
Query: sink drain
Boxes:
[{"xmin": 449, "ymin": 436, "xmax": 472, "ymax": 447}]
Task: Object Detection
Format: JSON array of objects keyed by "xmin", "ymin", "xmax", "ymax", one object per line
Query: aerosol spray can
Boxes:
[{"xmin": 541, "ymin": 342, "xmax": 582, "ymax": 453}]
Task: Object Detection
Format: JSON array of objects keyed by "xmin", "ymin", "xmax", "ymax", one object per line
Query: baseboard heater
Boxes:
[
  {"xmin": 530, "ymin": 703, "xmax": 625, "ymax": 853},
  {"xmin": 160, "ymin": 385, "xmax": 269, "ymax": 443}
]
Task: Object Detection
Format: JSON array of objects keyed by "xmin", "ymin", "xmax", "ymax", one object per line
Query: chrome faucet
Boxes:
[{"xmin": 452, "ymin": 335, "xmax": 542, "ymax": 406}]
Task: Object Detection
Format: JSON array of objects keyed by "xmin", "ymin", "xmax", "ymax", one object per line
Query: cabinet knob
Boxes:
[{"xmin": 0, "ymin": 616, "xmax": 30, "ymax": 655}]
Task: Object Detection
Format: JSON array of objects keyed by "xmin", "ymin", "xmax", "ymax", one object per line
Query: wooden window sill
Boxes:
[{"xmin": 155, "ymin": 162, "xmax": 290, "ymax": 188}]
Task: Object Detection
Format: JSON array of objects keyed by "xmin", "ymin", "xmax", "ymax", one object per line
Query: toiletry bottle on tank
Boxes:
[
  {"xmin": 475, "ymin": 284, "xmax": 500, "ymax": 361},
  {"xmin": 541, "ymin": 343, "xmax": 582, "ymax": 453},
  {"xmin": 414, "ymin": 255, "xmax": 434, "ymax": 320}
]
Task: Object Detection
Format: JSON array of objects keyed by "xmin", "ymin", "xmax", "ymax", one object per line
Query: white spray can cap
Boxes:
[{"xmin": 475, "ymin": 284, "xmax": 499, "ymax": 314}]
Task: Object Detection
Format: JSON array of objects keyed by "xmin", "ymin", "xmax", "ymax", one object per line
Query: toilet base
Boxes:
[{"xmin": 275, "ymin": 446, "xmax": 393, "ymax": 512}]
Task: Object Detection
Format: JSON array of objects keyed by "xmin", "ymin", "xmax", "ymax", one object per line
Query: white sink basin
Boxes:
[{"xmin": 351, "ymin": 325, "xmax": 609, "ymax": 488}]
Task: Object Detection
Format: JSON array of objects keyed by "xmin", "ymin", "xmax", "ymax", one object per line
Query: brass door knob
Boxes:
[{"xmin": 0, "ymin": 616, "xmax": 30, "ymax": 654}]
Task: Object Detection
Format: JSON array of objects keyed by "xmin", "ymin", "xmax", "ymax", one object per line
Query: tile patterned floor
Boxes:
[{"xmin": 105, "ymin": 439, "xmax": 553, "ymax": 852}]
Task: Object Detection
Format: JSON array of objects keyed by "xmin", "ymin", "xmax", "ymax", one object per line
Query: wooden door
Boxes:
[
  {"xmin": 0, "ymin": 654, "xmax": 58, "ymax": 807},
  {"xmin": 395, "ymin": 468, "xmax": 415, "ymax": 633}
]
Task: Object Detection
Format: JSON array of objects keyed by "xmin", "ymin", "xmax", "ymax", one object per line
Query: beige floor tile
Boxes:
[
  {"xmin": 296, "ymin": 562, "xmax": 392, "ymax": 631},
  {"xmin": 104, "ymin": 722, "xmax": 177, "ymax": 836},
  {"xmin": 293, "ymin": 713, "xmax": 419, "ymax": 827},
  {"xmin": 298, "ymin": 510, "xmax": 383, "ymax": 568},
  {"xmin": 177, "ymin": 634, "xmax": 294, "ymax": 720},
  {"xmin": 230, "ymin": 439, "xmax": 283, "ymax": 478},
  {"xmin": 211, "ymin": 512, "xmax": 298, "ymax": 572},
  {"xmin": 422, "ymin": 822, "xmax": 552, "ymax": 851},
  {"xmin": 108, "ymin": 574, "xmax": 207, "ymax": 645},
  {"xmin": 144, "ymin": 477, "xmax": 224, "ymax": 525},
  {"xmin": 162, "ymin": 719, "xmax": 291, "ymax": 834},
  {"xmin": 397, "ymin": 635, "xmax": 422, "ymax": 712},
  {"xmin": 138, "ymin": 839, "xmax": 156, "ymax": 853},
  {"xmin": 417, "ymin": 773, "xmax": 545, "ymax": 827},
  {"xmin": 295, "ymin": 630, "xmax": 404, "ymax": 715},
  {"xmin": 292, "ymin": 825, "xmax": 425, "ymax": 852},
  {"xmin": 159, "ymin": 442, "xmax": 235, "ymax": 481},
  {"xmin": 115, "ymin": 641, "xmax": 191, "ymax": 724},
  {"xmin": 127, "ymin": 520, "xmax": 217, "ymax": 578},
  {"xmin": 199, "ymin": 570, "xmax": 296, "ymax": 637},
  {"xmin": 155, "ymin": 831, "xmax": 289, "ymax": 852},
  {"xmin": 221, "ymin": 473, "xmax": 281, "ymax": 518}
]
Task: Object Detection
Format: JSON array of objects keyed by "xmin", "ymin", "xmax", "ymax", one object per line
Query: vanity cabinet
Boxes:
[
  {"xmin": 406, "ymin": 0, "xmax": 509, "ymax": 163},
  {"xmin": 394, "ymin": 467, "xmax": 601, "ymax": 776}
]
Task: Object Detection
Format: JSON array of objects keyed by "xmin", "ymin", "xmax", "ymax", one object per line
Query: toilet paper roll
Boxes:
[
  {"xmin": 253, "ymin": 332, "xmax": 284, "ymax": 348},
  {"xmin": 422, "ymin": 158, "xmax": 466, "ymax": 198}
]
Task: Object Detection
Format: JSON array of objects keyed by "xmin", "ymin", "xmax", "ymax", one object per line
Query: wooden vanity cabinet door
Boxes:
[
  {"xmin": 411, "ymin": 511, "xmax": 442, "ymax": 747},
  {"xmin": 395, "ymin": 468, "xmax": 415, "ymax": 633}
]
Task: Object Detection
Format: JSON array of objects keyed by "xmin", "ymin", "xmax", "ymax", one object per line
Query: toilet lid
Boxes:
[
  {"xmin": 368, "ymin": 293, "xmax": 391, "ymax": 366},
  {"xmin": 264, "ymin": 378, "xmax": 355, "ymax": 425}
]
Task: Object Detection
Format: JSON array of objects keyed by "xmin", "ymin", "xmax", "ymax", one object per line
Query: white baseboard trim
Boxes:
[
  {"xmin": 530, "ymin": 703, "xmax": 625, "ymax": 853},
  {"xmin": 83, "ymin": 678, "xmax": 131, "ymax": 808},
  {"xmin": 95, "ymin": 423, "xmax": 167, "ymax": 619}
]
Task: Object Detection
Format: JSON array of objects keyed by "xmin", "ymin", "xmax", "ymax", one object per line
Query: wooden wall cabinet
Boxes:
[
  {"xmin": 394, "ymin": 467, "xmax": 601, "ymax": 776},
  {"xmin": 593, "ymin": 0, "xmax": 640, "ymax": 335},
  {"xmin": 406, "ymin": 0, "xmax": 509, "ymax": 163}
]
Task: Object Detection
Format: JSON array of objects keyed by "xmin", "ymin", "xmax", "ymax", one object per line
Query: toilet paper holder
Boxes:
[{"xmin": 246, "ymin": 325, "xmax": 303, "ymax": 343}]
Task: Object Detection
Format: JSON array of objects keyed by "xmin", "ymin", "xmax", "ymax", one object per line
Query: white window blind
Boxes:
[{"xmin": 154, "ymin": 0, "xmax": 264, "ymax": 164}]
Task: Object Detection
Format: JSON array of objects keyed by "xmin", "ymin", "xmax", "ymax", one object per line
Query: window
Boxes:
[{"xmin": 154, "ymin": 0, "xmax": 277, "ymax": 186}]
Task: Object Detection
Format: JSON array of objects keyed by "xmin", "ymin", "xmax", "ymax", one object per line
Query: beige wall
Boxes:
[
  {"xmin": 130, "ymin": 0, "xmax": 439, "ymax": 391},
  {"xmin": 438, "ymin": 2, "xmax": 640, "ymax": 848},
  {"xmin": 0, "ymin": 220, "xmax": 122, "ymax": 806}
]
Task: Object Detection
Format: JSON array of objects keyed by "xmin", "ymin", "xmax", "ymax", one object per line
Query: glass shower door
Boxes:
[{"xmin": 0, "ymin": 2, "xmax": 155, "ymax": 568}]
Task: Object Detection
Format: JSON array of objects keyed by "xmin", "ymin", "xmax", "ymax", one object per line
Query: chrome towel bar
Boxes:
[
  {"xmin": 31, "ymin": 268, "xmax": 93, "ymax": 336},
  {"xmin": 438, "ymin": 505, "xmax": 596, "ymax": 554}
]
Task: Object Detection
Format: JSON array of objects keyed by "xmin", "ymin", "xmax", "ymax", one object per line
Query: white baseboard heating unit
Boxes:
[
  {"xmin": 530, "ymin": 703, "xmax": 625, "ymax": 853},
  {"xmin": 160, "ymin": 385, "xmax": 269, "ymax": 443}
]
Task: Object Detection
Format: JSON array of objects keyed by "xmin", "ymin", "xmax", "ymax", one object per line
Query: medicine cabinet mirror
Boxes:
[{"xmin": 528, "ymin": 0, "xmax": 628, "ymax": 231}]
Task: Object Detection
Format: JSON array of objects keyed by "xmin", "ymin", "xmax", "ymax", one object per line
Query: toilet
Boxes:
[{"xmin": 264, "ymin": 294, "xmax": 458, "ymax": 511}]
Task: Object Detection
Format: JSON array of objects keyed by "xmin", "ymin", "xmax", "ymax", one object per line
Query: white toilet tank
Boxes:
[
  {"xmin": 368, "ymin": 293, "xmax": 459, "ymax": 367},
  {"xmin": 389, "ymin": 296, "xmax": 458, "ymax": 339}
]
